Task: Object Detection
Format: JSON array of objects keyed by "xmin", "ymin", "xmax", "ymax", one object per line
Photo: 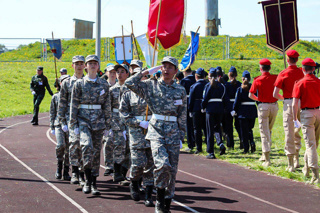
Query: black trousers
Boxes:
[
  {"xmin": 206, "ymin": 113, "xmax": 223, "ymax": 154},
  {"xmin": 223, "ymin": 112, "xmax": 234, "ymax": 148},
  {"xmin": 32, "ymin": 93, "xmax": 44, "ymax": 123},
  {"xmin": 192, "ymin": 111, "xmax": 207, "ymax": 152},
  {"xmin": 186, "ymin": 108, "xmax": 195, "ymax": 149},
  {"xmin": 239, "ymin": 118, "xmax": 255, "ymax": 152}
]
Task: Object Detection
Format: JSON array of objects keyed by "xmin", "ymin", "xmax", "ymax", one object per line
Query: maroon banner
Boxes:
[{"xmin": 261, "ymin": 0, "xmax": 299, "ymax": 53}]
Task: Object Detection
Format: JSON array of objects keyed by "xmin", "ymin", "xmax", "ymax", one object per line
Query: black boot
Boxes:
[
  {"xmin": 71, "ymin": 166, "xmax": 79, "ymax": 184},
  {"xmin": 251, "ymin": 143, "xmax": 256, "ymax": 153},
  {"xmin": 120, "ymin": 166, "xmax": 130, "ymax": 186},
  {"xmin": 55, "ymin": 161, "xmax": 63, "ymax": 179},
  {"xmin": 130, "ymin": 181, "xmax": 140, "ymax": 201},
  {"xmin": 155, "ymin": 188, "xmax": 166, "ymax": 213},
  {"xmin": 82, "ymin": 169, "xmax": 92, "ymax": 194},
  {"xmin": 220, "ymin": 144, "xmax": 226, "ymax": 155},
  {"xmin": 139, "ymin": 178, "xmax": 145, "ymax": 194},
  {"xmin": 62, "ymin": 166, "xmax": 71, "ymax": 181},
  {"xmin": 91, "ymin": 176, "xmax": 100, "ymax": 195},
  {"xmin": 113, "ymin": 163, "xmax": 125, "ymax": 182},
  {"xmin": 164, "ymin": 198, "xmax": 172, "ymax": 213},
  {"xmin": 79, "ymin": 171, "xmax": 85, "ymax": 187},
  {"xmin": 144, "ymin": 185, "xmax": 154, "ymax": 207}
]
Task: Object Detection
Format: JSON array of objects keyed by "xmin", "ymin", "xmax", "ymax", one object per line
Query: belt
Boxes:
[
  {"xmin": 135, "ymin": 115, "xmax": 151, "ymax": 121},
  {"xmin": 260, "ymin": 102, "xmax": 277, "ymax": 104},
  {"xmin": 230, "ymin": 99, "xmax": 235, "ymax": 102},
  {"xmin": 301, "ymin": 106, "xmax": 320, "ymax": 110},
  {"xmin": 113, "ymin": 108, "xmax": 119, "ymax": 112},
  {"xmin": 284, "ymin": 98, "xmax": 293, "ymax": 100},
  {"xmin": 208, "ymin": 98, "xmax": 222, "ymax": 102},
  {"xmin": 79, "ymin": 104, "xmax": 101, "ymax": 109},
  {"xmin": 241, "ymin": 102, "xmax": 256, "ymax": 105},
  {"xmin": 195, "ymin": 99, "xmax": 203, "ymax": 101},
  {"xmin": 152, "ymin": 114, "xmax": 177, "ymax": 122}
]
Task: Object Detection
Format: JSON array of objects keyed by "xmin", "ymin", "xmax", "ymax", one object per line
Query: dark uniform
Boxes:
[{"xmin": 30, "ymin": 66, "xmax": 53, "ymax": 125}]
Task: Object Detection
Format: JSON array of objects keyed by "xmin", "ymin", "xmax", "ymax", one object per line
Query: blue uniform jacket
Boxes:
[
  {"xmin": 225, "ymin": 81, "xmax": 241, "ymax": 113},
  {"xmin": 188, "ymin": 79, "xmax": 207, "ymax": 112},
  {"xmin": 180, "ymin": 74, "xmax": 196, "ymax": 95},
  {"xmin": 233, "ymin": 84, "xmax": 257, "ymax": 119},
  {"xmin": 201, "ymin": 81, "xmax": 230, "ymax": 114}
]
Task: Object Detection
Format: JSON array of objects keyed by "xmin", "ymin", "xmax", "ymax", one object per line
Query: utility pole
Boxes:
[
  {"xmin": 95, "ymin": 0, "xmax": 101, "ymax": 59},
  {"xmin": 205, "ymin": 0, "xmax": 221, "ymax": 36}
]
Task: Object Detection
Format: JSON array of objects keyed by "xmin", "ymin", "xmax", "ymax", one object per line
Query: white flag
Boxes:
[{"xmin": 136, "ymin": 33, "xmax": 158, "ymax": 68}]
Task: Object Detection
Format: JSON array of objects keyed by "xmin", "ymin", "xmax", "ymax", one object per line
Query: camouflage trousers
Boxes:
[
  {"xmin": 103, "ymin": 135, "xmax": 114, "ymax": 170},
  {"xmin": 80, "ymin": 126, "xmax": 104, "ymax": 177},
  {"xmin": 55, "ymin": 127, "xmax": 69, "ymax": 167},
  {"xmin": 151, "ymin": 139, "xmax": 180, "ymax": 199},
  {"xmin": 69, "ymin": 129, "xmax": 84, "ymax": 172},
  {"xmin": 129, "ymin": 147, "xmax": 154, "ymax": 186},
  {"xmin": 113, "ymin": 130, "xmax": 130, "ymax": 168}
]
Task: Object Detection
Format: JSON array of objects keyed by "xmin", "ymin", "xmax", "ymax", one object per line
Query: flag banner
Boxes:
[
  {"xmin": 261, "ymin": 0, "xmax": 299, "ymax": 53},
  {"xmin": 46, "ymin": 39, "xmax": 62, "ymax": 59},
  {"xmin": 136, "ymin": 33, "xmax": 158, "ymax": 68},
  {"xmin": 147, "ymin": 0, "xmax": 185, "ymax": 50},
  {"xmin": 114, "ymin": 35, "xmax": 133, "ymax": 64},
  {"xmin": 180, "ymin": 31, "xmax": 200, "ymax": 71}
]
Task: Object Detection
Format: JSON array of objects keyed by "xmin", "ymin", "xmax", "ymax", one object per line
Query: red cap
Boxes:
[
  {"xmin": 302, "ymin": 58, "xmax": 316, "ymax": 67},
  {"xmin": 286, "ymin": 49, "xmax": 299, "ymax": 58},
  {"xmin": 259, "ymin": 58, "xmax": 272, "ymax": 65}
]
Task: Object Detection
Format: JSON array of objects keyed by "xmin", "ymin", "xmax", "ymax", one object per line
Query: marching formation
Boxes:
[{"xmin": 29, "ymin": 49, "xmax": 320, "ymax": 213}]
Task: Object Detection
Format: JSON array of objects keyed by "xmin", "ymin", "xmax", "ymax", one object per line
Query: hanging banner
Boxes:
[
  {"xmin": 136, "ymin": 33, "xmax": 158, "ymax": 68},
  {"xmin": 114, "ymin": 35, "xmax": 133, "ymax": 64},
  {"xmin": 46, "ymin": 39, "xmax": 62, "ymax": 60},
  {"xmin": 180, "ymin": 31, "xmax": 200, "ymax": 71}
]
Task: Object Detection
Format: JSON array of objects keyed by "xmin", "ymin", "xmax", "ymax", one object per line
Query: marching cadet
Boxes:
[
  {"xmin": 50, "ymin": 74, "xmax": 71, "ymax": 181},
  {"xmin": 293, "ymin": 58, "xmax": 320, "ymax": 184},
  {"xmin": 232, "ymin": 71, "xmax": 257, "ymax": 154},
  {"xmin": 125, "ymin": 56, "xmax": 186, "ymax": 213},
  {"xmin": 273, "ymin": 50, "xmax": 303, "ymax": 172},
  {"xmin": 70, "ymin": 55, "xmax": 112, "ymax": 195},
  {"xmin": 30, "ymin": 66, "xmax": 53, "ymax": 125},
  {"xmin": 188, "ymin": 68, "xmax": 208, "ymax": 154},
  {"xmin": 202, "ymin": 68, "xmax": 228, "ymax": 159},
  {"xmin": 224, "ymin": 66, "xmax": 242, "ymax": 149},
  {"xmin": 249, "ymin": 58, "xmax": 278, "ymax": 167},
  {"xmin": 180, "ymin": 67, "xmax": 196, "ymax": 152},
  {"xmin": 129, "ymin": 59, "xmax": 143, "ymax": 74},
  {"xmin": 119, "ymin": 69, "xmax": 155, "ymax": 207},
  {"xmin": 58, "ymin": 55, "xmax": 86, "ymax": 186},
  {"xmin": 108, "ymin": 64, "xmax": 130, "ymax": 182}
]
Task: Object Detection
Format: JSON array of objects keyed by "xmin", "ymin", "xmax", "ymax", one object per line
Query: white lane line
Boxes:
[
  {"xmin": 46, "ymin": 129, "xmax": 200, "ymax": 213},
  {"xmin": 0, "ymin": 117, "xmax": 88, "ymax": 213},
  {"xmin": 178, "ymin": 170, "xmax": 299, "ymax": 213}
]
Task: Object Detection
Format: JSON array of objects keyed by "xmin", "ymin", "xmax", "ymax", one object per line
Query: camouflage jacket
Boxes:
[
  {"xmin": 30, "ymin": 74, "xmax": 53, "ymax": 96},
  {"xmin": 49, "ymin": 92, "xmax": 60, "ymax": 130},
  {"xmin": 70, "ymin": 75, "xmax": 111, "ymax": 131},
  {"xmin": 125, "ymin": 71, "xmax": 187, "ymax": 144},
  {"xmin": 119, "ymin": 90, "xmax": 152, "ymax": 149},
  {"xmin": 110, "ymin": 82, "xmax": 129, "ymax": 131}
]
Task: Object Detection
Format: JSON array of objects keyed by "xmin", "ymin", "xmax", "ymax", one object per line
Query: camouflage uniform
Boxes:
[
  {"xmin": 119, "ymin": 90, "xmax": 154, "ymax": 186},
  {"xmin": 110, "ymin": 83, "xmax": 130, "ymax": 168},
  {"xmin": 58, "ymin": 74, "xmax": 84, "ymax": 170},
  {"xmin": 70, "ymin": 75, "xmax": 111, "ymax": 177},
  {"xmin": 50, "ymin": 92, "xmax": 69, "ymax": 166},
  {"xmin": 125, "ymin": 69, "xmax": 187, "ymax": 199}
]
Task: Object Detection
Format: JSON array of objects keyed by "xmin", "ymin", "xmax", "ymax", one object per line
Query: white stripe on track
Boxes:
[{"xmin": 0, "ymin": 116, "xmax": 88, "ymax": 213}]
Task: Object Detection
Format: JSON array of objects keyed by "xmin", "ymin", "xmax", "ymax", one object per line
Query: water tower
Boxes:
[{"xmin": 205, "ymin": 0, "xmax": 221, "ymax": 36}]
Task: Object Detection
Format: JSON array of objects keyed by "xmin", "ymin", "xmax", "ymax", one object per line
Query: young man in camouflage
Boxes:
[
  {"xmin": 58, "ymin": 55, "xmax": 86, "ymax": 185},
  {"xmin": 119, "ymin": 68, "xmax": 155, "ymax": 207},
  {"xmin": 125, "ymin": 56, "xmax": 187, "ymax": 213},
  {"xmin": 50, "ymin": 74, "xmax": 71, "ymax": 181},
  {"xmin": 70, "ymin": 55, "xmax": 111, "ymax": 195},
  {"xmin": 108, "ymin": 64, "xmax": 130, "ymax": 182}
]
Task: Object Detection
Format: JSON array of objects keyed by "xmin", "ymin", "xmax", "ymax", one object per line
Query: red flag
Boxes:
[{"xmin": 147, "ymin": 0, "xmax": 185, "ymax": 50}]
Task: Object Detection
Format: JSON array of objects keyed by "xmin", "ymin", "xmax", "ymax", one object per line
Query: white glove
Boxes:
[
  {"xmin": 180, "ymin": 140, "xmax": 183, "ymax": 149},
  {"xmin": 139, "ymin": 121, "xmax": 149, "ymax": 129},
  {"xmin": 294, "ymin": 120, "xmax": 301, "ymax": 128},
  {"xmin": 32, "ymin": 91, "xmax": 36, "ymax": 95},
  {"xmin": 147, "ymin": 65, "xmax": 162, "ymax": 75},
  {"xmin": 123, "ymin": 131, "xmax": 127, "ymax": 140},
  {"xmin": 201, "ymin": 109, "xmax": 206, "ymax": 113},
  {"xmin": 62, "ymin": 125, "xmax": 69, "ymax": 132},
  {"xmin": 230, "ymin": 110, "xmax": 236, "ymax": 117},
  {"xmin": 74, "ymin": 128, "xmax": 80, "ymax": 135},
  {"xmin": 50, "ymin": 130, "xmax": 55, "ymax": 135},
  {"xmin": 108, "ymin": 129, "xmax": 114, "ymax": 137},
  {"xmin": 189, "ymin": 113, "xmax": 193, "ymax": 118}
]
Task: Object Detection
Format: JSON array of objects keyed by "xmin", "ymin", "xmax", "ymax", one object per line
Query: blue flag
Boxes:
[
  {"xmin": 180, "ymin": 31, "xmax": 200, "ymax": 71},
  {"xmin": 46, "ymin": 39, "xmax": 62, "ymax": 60}
]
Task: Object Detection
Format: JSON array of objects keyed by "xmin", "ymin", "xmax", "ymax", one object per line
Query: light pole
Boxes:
[{"xmin": 95, "ymin": 0, "xmax": 101, "ymax": 59}]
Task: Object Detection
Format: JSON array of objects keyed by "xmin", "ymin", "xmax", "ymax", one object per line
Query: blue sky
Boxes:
[{"xmin": 0, "ymin": 0, "xmax": 319, "ymax": 48}]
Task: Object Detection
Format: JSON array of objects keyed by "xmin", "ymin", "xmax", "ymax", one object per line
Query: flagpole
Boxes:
[
  {"xmin": 131, "ymin": 20, "xmax": 140, "ymax": 60},
  {"xmin": 51, "ymin": 32, "xmax": 58, "ymax": 81},
  {"xmin": 121, "ymin": 25, "xmax": 126, "ymax": 64},
  {"xmin": 277, "ymin": 0, "xmax": 287, "ymax": 68}
]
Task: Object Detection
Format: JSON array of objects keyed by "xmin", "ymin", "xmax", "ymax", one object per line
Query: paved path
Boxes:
[{"xmin": 1, "ymin": 113, "xmax": 319, "ymax": 212}]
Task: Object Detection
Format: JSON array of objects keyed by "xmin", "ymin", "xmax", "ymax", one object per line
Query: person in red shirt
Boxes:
[
  {"xmin": 249, "ymin": 58, "xmax": 278, "ymax": 167},
  {"xmin": 293, "ymin": 58, "xmax": 320, "ymax": 184},
  {"xmin": 273, "ymin": 50, "xmax": 304, "ymax": 172}
]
